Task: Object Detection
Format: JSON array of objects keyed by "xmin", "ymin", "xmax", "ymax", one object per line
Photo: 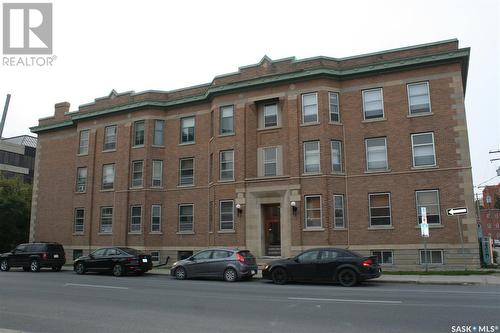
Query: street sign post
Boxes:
[
  {"xmin": 420, "ymin": 207, "xmax": 429, "ymax": 272},
  {"xmin": 447, "ymin": 207, "xmax": 468, "ymax": 270}
]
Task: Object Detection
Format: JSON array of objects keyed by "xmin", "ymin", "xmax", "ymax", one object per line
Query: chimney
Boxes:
[{"xmin": 54, "ymin": 102, "xmax": 70, "ymax": 120}]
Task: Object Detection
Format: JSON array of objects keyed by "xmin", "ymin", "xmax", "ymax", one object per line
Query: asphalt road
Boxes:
[{"xmin": 0, "ymin": 270, "xmax": 499, "ymax": 333}]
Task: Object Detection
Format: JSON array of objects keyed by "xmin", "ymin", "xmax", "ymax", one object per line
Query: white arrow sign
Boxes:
[{"xmin": 446, "ymin": 207, "xmax": 467, "ymax": 216}]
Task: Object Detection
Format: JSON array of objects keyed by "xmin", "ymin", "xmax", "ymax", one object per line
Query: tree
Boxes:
[{"xmin": 0, "ymin": 175, "xmax": 32, "ymax": 252}]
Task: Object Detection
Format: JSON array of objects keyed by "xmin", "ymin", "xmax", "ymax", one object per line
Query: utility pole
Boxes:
[{"xmin": 0, "ymin": 94, "xmax": 11, "ymax": 138}]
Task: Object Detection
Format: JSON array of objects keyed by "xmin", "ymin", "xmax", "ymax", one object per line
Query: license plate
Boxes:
[
  {"xmin": 251, "ymin": 270, "xmax": 256, "ymax": 274},
  {"xmin": 54, "ymin": 254, "xmax": 59, "ymax": 258},
  {"xmin": 142, "ymin": 258, "xmax": 148, "ymax": 263}
]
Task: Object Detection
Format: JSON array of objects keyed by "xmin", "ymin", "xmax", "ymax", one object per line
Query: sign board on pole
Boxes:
[
  {"xmin": 420, "ymin": 207, "xmax": 429, "ymax": 237},
  {"xmin": 446, "ymin": 207, "xmax": 467, "ymax": 216}
]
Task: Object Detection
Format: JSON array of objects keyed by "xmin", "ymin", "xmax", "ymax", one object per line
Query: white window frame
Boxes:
[
  {"xmin": 219, "ymin": 200, "xmax": 235, "ymax": 231},
  {"xmin": 263, "ymin": 103, "xmax": 279, "ymax": 128},
  {"xmin": 362, "ymin": 88, "xmax": 384, "ymax": 120},
  {"xmin": 150, "ymin": 251, "xmax": 160, "ymax": 262},
  {"xmin": 131, "ymin": 160, "xmax": 144, "ymax": 188},
  {"xmin": 219, "ymin": 105, "xmax": 235, "ymax": 135},
  {"xmin": 365, "ymin": 137, "xmax": 388, "ymax": 171},
  {"xmin": 415, "ymin": 189, "xmax": 441, "ymax": 225},
  {"xmin": 133, "ymin": 120, "xmax": 145, "ymax": 147},
  {"xmin": 178, "ymin": 204, "xmax": 194, "ymax": 233},
  {"xmin": 103, "ymin": 125, "xmax": 117, "ymax": 151},
  {"xmin": 153, "ymin": 119, "xmax": 165, "ymax": 146},
  {"xmin": 304, "ymin": 140, "xmax": 320, "ymax": 174},
  {"xmin": 219, "ymin": 150, "xmax": 234, "ymax": 181},
  {"xmin": 329, "ymin": 92, "xmax": 340, "ymax": 122},
  {"xmin": 371, "ymin": 250, "xmax": 394, "ymax": 265},
  {"xmin": 411, "ymin": 132, "xmax": 436, "ymax": 167},
  {"xmin": 151, "ymin": 205, "xmax": 162, "ymax": 233},
  {"xmin": 331, "ymin": 140, "xmax": 342, "ymax": 173},
  {"xmin": 407, "ymin": 82, "xmax": 431, "ymax": 115},
  {"xmin": 152, "ymin": 160, "xmax": 163, "ymax": 187},
  {"xmin": 263, "ymin": 147, "xmax": 278, "ymax": 177},
  {"xmin": 304, "ymin": 195, "xmax": 322, "ymax": 229},
  {"xmin": 419, "ymin": 249, "xmax": 444, "ymax": 265},
  {"xmin": 76, "ymin": 167, "xmax": 87, "ymax": 192},
  {"xmin": 99, "ymin": 207, "xmax": 113, "ymax": 234},
  {"xmin": 180, "ymin": 116, "xmax": 195, "ymax": 144},
  {"xmin": 301, "ymin": 92, "xmax": 318, "ymax": 124},
  {"xmin": 369, "ymin": 192, "xmax": 392, "ymax": 227},
  {"xmin": 74, "ymin": 208, "xmax": 85, "ymax": 234},
  {"xmin": 78, "ymin": 129, "xmax": 89, "ymax": 155},
  {"xmin": 102, "ymin": 164, "xmax": 115, "ymax": 190},
  {"xmin": 129, "ymin": 205, "xmax": 142, "ymax": 233},
  {"xmin": 179, "ymin": 158, "xmax": 195, "ymax": 186},
  {"xmin": 333, "ymin": 194, "xmax": 345, "ymax": 228}
]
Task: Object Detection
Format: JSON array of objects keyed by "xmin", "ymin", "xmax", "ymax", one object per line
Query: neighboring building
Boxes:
[
  {"xmin": 30, "ymin": 39, "xmax": 479, "ymax": 269},
  {"xmin": 482, "ymin": 184, "xmax": 500, "ymax": 209},
  {"xmin": 0, "ymin": 135, "xmax": 37, "ymax": 183},
  {"xmin": 479, "ymin": 209, "xmax": 500, "ymax": 241}
]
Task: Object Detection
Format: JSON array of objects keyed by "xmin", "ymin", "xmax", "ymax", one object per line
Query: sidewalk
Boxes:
[
  {"xmin": 62, "ymin": 266, "xmax": 500, "ymax": 285},
  {"xmin": 145, "ymin": 267, "xmax": 500, "ymax": 285}
]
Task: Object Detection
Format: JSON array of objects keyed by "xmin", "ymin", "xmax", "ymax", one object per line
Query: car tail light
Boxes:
[
  {"xmin": 42, "ymin": 252, "xmax": 48, "ymax": 259},
  {"xmin": 128, "ymin": 257, "xmax": 138, "ymax": 264},
  {"xmin": 362, "ymin": 259, "xmax": 373, "ymax": 267},
  {"xmin": 236, "ymin": 253, "xmax": 245, "ymax": 263}
]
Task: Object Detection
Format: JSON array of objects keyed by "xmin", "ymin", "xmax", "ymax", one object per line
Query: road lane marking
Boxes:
[
  {"xmin": 64, "ymin": 283, "xmax": 128, "ymax": 290},
  {"xmin": 288, "ymin": 297, "xmax": 402, "ymax": 304}
]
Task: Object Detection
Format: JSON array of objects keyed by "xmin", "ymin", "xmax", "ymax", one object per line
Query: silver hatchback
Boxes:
[{"xmin": 171, "ymin": 248, "xmax": 258, "ymax": 282}]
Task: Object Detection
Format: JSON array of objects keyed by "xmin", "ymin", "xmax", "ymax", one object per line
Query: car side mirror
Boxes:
[
  {"xmin": 12, "ymin": 249, "xmax": 17, "ymax": 254},
  {"xmin": 294, "ymin": 257, "xmax": 300, "ymax": 263},
  {"xmin": 188, "ymin": 257, "xmax": 195, "ymax": 261},
  {"xmin": 88, "ymin": 254, "xmax": 94, "ymax": 259}
]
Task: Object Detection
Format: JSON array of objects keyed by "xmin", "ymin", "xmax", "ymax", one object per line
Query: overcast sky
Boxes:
[{"xmin": 0, "ymin": 0, "xmax": 498, "ymax": 193}]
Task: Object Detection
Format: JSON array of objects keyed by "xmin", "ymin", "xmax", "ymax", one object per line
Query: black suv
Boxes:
[{"xmin": 0, "ymin": 242, "xmax": 66, "ymax": 272}]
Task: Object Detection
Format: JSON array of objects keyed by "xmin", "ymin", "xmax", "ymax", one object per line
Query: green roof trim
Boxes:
[
  {"xmin": 31, "ymin": 48, "xmax": 469, "ymax": 134},
  {"xmin": 30, "ymin": 120, "xmax": 74, "ymax": 133}
]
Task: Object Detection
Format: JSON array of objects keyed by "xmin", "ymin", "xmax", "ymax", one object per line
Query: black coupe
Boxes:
[
  {"xmin": 74, "ymin": 247, "xmax": 152, "ymax": 277},
  {"xmin": 262, "ymin": 248, "xmax": 381, "ymax": 286}
]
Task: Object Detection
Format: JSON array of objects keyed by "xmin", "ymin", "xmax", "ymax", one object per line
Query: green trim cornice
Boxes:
[{"xmin": 31, "ymin": 48, "xmax": 469, "ymax": 134}]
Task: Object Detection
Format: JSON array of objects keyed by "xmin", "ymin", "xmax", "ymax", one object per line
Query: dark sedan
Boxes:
[
  {"xmin": 171, "ymin": 248, "xmax": 258, "ymax": 282},
  {"xmin": 262, "ymin": 248, "xmax": 381, "ymax": 286},
  {"xmin": 74, "ymin": 247, "xmax": 152, "ymax": 277}
]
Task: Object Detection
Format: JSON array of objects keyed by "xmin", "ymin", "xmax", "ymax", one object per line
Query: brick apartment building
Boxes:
[
  {"xmin": 479, "ymin": 185, "xmax": 500, "ymax": 241},
  {"xmin": 30, "ymin": 39, "xmax": 479, "ymax": 269},
  {"xmin": 482, "ymin": 184, "xmax": 500, "ymax": 209}
]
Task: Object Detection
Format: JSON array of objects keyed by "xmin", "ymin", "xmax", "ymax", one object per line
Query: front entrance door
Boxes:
[{"xmin": 262, "ymin": 204, "xmax": 281, "ymax": 256}]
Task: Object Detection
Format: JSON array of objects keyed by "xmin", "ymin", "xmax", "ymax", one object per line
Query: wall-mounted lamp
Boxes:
[
  {"xmin": 236, "ymin": 203, "xmax": 242, "ymax": 216},
  {"xmin": 290, "ymin": 201, "xmax": 297, "ymax": 216}
]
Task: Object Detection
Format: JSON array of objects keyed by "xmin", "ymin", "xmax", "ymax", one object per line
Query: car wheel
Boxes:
[
  {"xmin": 113, "ymin": 264, "xmax": 124, "ymax": 277},
  {"xmin": 223, "ymin": 268, "xmax": 237, "ymax": 282},
  {"xmin": 75, "ymin": 262, "xmax": 86, "ymax": 275},
  {"xmin": 174, "ymin": 267, "xmax": 186, "ymax": 280},
  {"xmin": 337, "ymin": 269, "xmax": 358, "ymax": 287},
  {"xmin": 30, "ymin": 259, "xmax": 40, "ymax": 272},
  {"xmin": 52, "ymin": 266, "xmax": 62, "ymax": 272},
  {"xmin": 23, "ymin": 266, "xmax": 29, "ymax": 272},
  {"xmin": 271, "ymin": 267, "xmax": 288, "ymax": 285},
  {"xmin": 0, "ymin": 259, "xmax": 10, "ymax": 272}
]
